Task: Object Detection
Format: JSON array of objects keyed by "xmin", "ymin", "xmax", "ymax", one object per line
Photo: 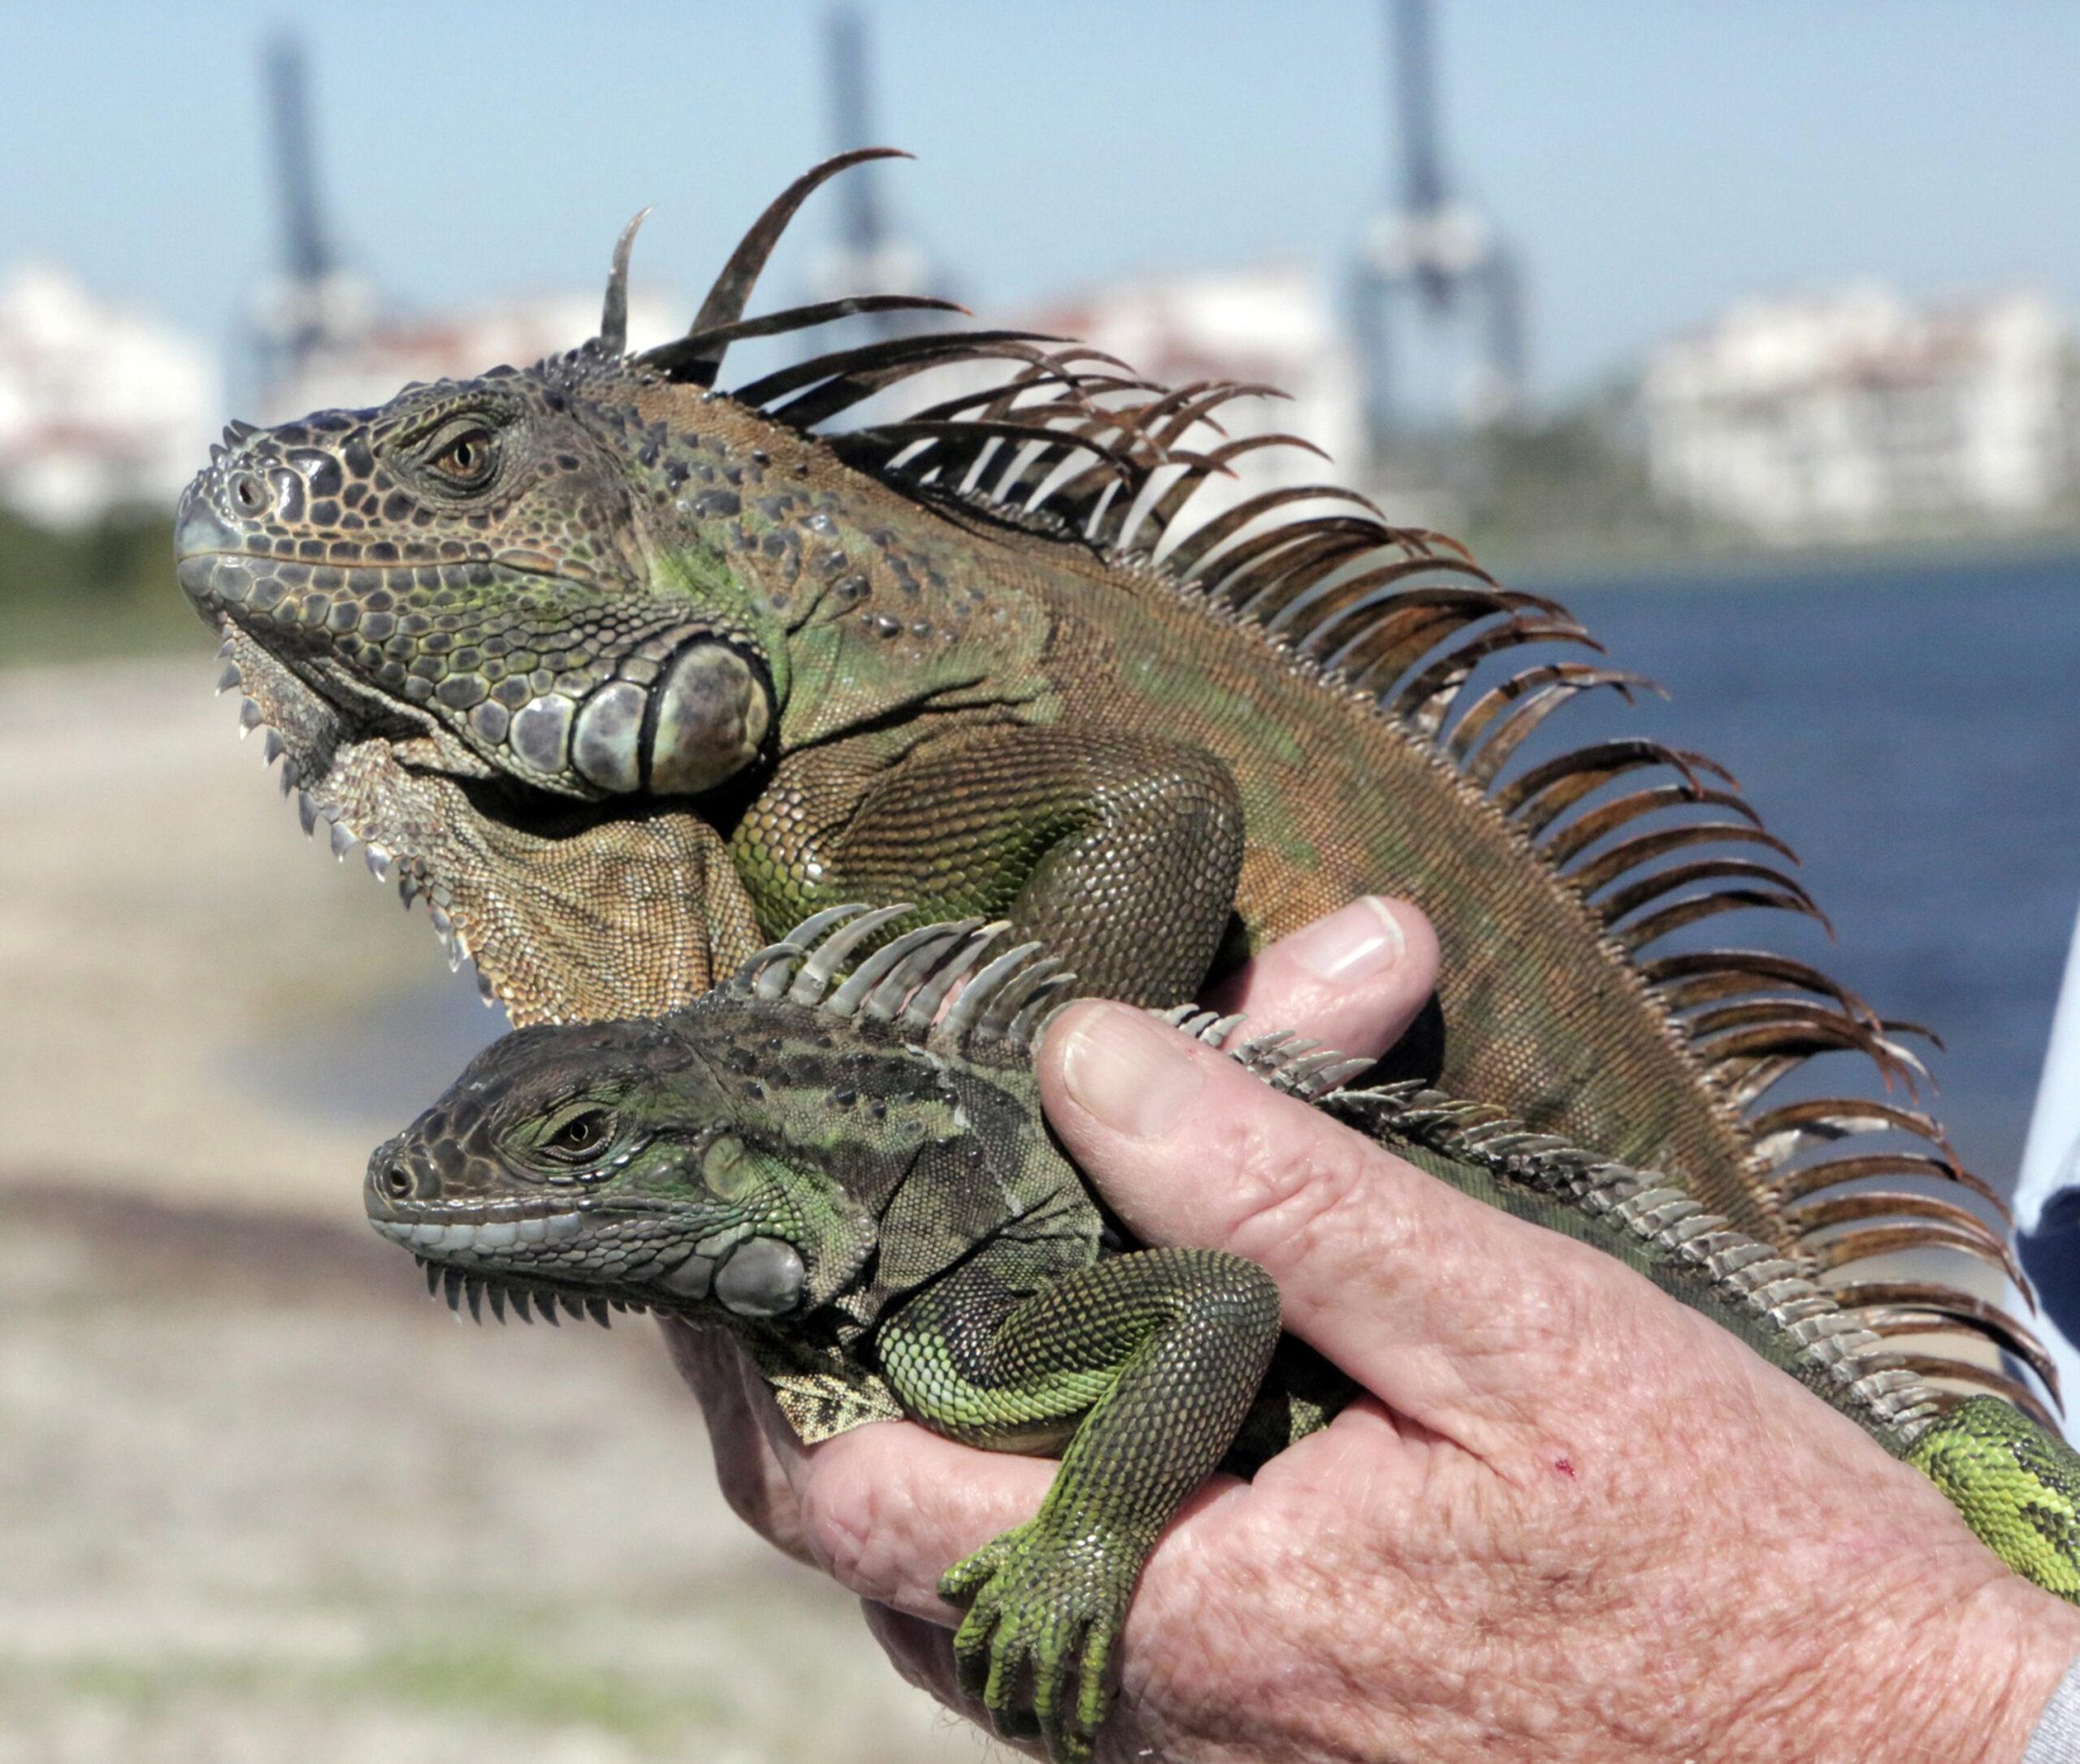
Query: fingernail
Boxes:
[
  {"xmin": 1059, "ymin": 1003, "xmax": 1206, "ymax": 1140},
  {"xmin": 1285, "ymin": 896, "xmax": 1406, "ymax": 982}
]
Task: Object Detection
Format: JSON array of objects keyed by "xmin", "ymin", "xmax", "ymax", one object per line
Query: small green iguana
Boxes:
[
  {"xmin": 366, "ymin": 907, "xmax": 2080, "ymax": 1762},
  {"xmin": 176, "ymin": 151, "xmax": 2049, "ymax": 1417}
]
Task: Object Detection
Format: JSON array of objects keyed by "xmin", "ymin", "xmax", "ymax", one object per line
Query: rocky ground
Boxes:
[{"xmin": 0, "ymin": 659, "xmax": 971, "ymax": 1762}]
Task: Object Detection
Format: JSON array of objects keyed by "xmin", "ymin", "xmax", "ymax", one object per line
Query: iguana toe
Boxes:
[
  {"xmin": 943, "ymin": 1519, "xmax": 1127, "ymax": 1763},
  {"xmin": 940, "ymin": 1523, "xmax": 1024, "ymax": 1607}
]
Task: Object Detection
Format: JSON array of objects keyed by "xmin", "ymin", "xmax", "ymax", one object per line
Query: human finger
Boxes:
[
  {"xmin": 1038, "ymin": 999, "xmax": 1653, "ymax": 1443},
  {"xmin": 788, "ymin": 1415, "xmax": 1060, "ymax": 1620},
  {"xmin": 657, "ymin": 1317, "xmax": 822, "ymax": 1565},
  {"xmin": 1202, "ymin": 895, "xmax": 1438, "ymax": 1064},
  {"xmin": 662, "ymin": 1311, "xmax": 1066, "ymax": 1614}
]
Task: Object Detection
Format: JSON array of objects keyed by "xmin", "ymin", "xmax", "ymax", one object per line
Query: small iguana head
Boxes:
[
  {"xmin": 366, "ymin": 1007, "xmax": 864, "ymax": 1325},
  {"xmin": 366, "ymin": 908, "xmax": 1080, "ymax": 1328}
]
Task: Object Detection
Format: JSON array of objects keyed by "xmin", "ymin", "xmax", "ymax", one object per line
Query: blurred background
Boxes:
[{"xmin": 3, "ymin": 1, "xmax": 2078, "ymax": 1757}]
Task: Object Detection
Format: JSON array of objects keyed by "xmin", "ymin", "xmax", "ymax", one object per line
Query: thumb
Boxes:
[{"xmin": 1037, "ymin": 1001, "xmax": 1672, "ymax": 1454}]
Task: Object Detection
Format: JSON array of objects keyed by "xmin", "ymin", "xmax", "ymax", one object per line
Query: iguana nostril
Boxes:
[
  {"xmin": 382, "ymin": 1161, "xmax": 413, "ymax": 1200},
  {"xmin": 229, "ymin": 471, "xmax": 269, "ymax": 515}
]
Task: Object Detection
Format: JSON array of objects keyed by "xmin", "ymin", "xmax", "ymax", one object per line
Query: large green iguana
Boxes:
[
  {"xmin": 174, "ymin": 150, "xmax": 2050, "ymax": 1415},
  {"xmin": 366, "ymin": 907, "xmax": 2080, "ymax": 1762}
]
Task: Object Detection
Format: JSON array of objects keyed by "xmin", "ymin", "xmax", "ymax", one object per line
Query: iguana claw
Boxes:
[{"xmin": 942, "ymin": 1519, "xmax": 1130, "ymax": 1764}]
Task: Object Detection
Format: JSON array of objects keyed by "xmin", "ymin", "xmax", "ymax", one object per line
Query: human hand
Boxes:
[
  {"xmin": 660, "ymin": 895, "xmax": 1439, "ymax": 1571},
  {"xmin": 665, "ymin": 898, "xmax": 2080, "ymax": 1761}
]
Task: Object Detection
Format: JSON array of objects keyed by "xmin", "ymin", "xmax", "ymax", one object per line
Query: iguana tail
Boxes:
[{"xmin": 1909, "ymin": 1398, "xmax": 2080, "ymax": 1600}]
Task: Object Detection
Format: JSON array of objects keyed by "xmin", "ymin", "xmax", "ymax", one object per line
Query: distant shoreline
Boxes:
[
  {"xmin": 6, "ymin": 522, "xmax": 2079, "ymax": 676},
  {"xmin": 1485, "ymin": 527, "xmax": 2080, "ymax": 595}
]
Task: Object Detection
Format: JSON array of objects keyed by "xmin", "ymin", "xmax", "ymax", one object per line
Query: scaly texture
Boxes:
[
  {"xmin": 366, "ymin": 911, "xmax": 2080, "ymax": 1762},
  {"xmin": 176, "ymin": 150, "xmax": 2048, "ymax": 1415}
]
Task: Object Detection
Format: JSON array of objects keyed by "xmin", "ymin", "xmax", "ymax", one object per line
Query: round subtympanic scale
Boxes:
[
  {"xmin": 648, "ymin": 643, "xmax": 769, "ymax": 796},
  {"xmin": 660, "ymin": 1255, "xmax": 715, "ymax": 1300},
  {"xmin": 470, "ymin": 699, "xmax": 511, "ymax": 743},
  {"xmin": 509, "ymin": 693, "xmax": 575, "ymax": 774},
  {"xmin": 713, "ymin": 1237, "xmax": 804, "ymax": 1317},
  {"xmin": 571, "ymin": 680, "xmax": 648, "ymax": 792}
]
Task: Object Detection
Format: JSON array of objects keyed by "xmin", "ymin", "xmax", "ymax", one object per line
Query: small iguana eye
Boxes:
[
  {"xmin": 426, "ymin": 427, "xmax": 499, "ymax": 489},
  {"xmin": 538, "ymin": 1104, "xmax": 613, "ymax": 1163}
]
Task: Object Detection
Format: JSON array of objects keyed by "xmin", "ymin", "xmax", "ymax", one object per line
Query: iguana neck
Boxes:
[{"xmin": 623, "ymin": 383, "xmax": 1057, "ymax": 756}]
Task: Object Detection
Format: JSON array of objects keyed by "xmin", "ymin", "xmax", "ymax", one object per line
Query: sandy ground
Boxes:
[
  {"xmin": 0, "ymin": 658, "xmax": 979, "ymax": 1762},
  {"xmin": 0, "ymin": 657, "xmax": 459, "ymax": 1215}
]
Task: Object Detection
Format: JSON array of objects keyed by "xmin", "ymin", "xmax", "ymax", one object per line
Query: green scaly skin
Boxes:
[
  {"xmin": 173, "ymin": 161, "xmax": 2051, "ymax": 1424},
  {"xmin": 367, "ymin": 910, "xmax": 2080, "ymax": 1763}
]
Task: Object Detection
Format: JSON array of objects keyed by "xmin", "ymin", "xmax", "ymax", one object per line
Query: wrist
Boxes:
[
  {"xmin": 1792, "ymin": 1567, "xmax": 2080, "ymax": 1764},
  {"xmin": 1935, "ymin": 1575, "xmax": 2080, "ymax": 1764}
]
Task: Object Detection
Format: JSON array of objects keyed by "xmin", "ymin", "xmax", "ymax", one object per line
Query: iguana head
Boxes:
[
  {"xmin": 172, "ymin": 154, "xmax": 955, "ymax": 1024},
  {"xmin": 174, "ymin": 360, "xmax": 774, "ymax": 809},
  {"xmin": 365, "ymin": 1008, "xmax": 860, "ymax": 1324},
  {"xmin": 172, "ymin": 320, "xmax": 791, "ymax": 1025},
  {"xmin": 365, "ymin": 908, "xmax": 1078, "ymax": 1329}
]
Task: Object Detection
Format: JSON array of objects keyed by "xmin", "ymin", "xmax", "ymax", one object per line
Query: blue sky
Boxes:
[{"xmin": 9, "ymin": 1, "xmax": 2079, "ymax": 401}]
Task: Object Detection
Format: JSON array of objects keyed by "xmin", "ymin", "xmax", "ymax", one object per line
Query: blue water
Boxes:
[
  {"xmin": 280, "ymin": 548, "xmax": 2080, "ymax": 1193},
  {"xmin": 1528, "ymin": 549, "xmax": 2080, "ymax": 1188}
]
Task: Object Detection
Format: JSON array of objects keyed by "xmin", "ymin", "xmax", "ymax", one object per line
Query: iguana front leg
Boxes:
[
  {"xmin": 877, "ymin": 1246, "xmax": 1280, "ymax": 1761},
  {"xmin": 739, "ymin": 726, "xmax": 1245, "ymax": 1003}
]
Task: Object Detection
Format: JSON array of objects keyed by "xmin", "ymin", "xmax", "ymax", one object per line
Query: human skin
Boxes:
[{"xmin": 662, "ymin": 897, "xmax": 2080, "ymax": 1762}]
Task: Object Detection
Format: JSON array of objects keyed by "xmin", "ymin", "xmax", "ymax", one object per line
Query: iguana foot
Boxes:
[{"xmin": 941, "ymin": 1518, "xmax": 1134, "ymax": 1762}]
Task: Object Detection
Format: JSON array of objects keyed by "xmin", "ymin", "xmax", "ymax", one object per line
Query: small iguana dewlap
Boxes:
[{"xmin": 367, "ymin": 908, "xmax": 2080, "ymax": 1763}]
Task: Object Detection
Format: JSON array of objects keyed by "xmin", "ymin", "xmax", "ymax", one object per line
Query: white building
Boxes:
[
  {"xmin": 1014, "ymin": 265, "xmax": 1371, "ymax": 523},
  {"xmin": 1644, "ymin": 284, "xmax": 2073, "ymax": 543},
  {"xmin": 254, "ymin": 287, "xmax": 682, "ymax": 426},
  {"xmin": 0, "ymin": 264, "xmax": 220, "ymax": 531}
]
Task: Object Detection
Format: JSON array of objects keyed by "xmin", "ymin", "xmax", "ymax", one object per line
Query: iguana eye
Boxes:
[
  {"xmin": 426, "ymin": 426, "xmax": 499, "ymax": 489},
  {"xmin": 538, "ymin": 1104, "xmax": 613, "ymax": 1163}
]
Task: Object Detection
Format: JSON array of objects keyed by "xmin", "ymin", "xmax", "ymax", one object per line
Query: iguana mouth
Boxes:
[
  {"xmin": 366, "ymin": 1194, "xmax": 722, "ymax": 1324},
  {"xmin": 367, "ymin": 1196, "xmax": 599, "ymax": 1245}
]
